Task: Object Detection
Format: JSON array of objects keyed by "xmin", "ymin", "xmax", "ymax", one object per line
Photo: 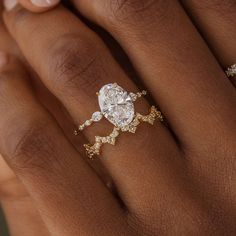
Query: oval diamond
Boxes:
[{"xmin": 98, "ymin": 83, "xmax": 135, "ymax": 128}]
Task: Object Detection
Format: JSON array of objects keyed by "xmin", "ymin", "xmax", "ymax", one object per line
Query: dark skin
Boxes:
[{"xmin": 0, "ymin": 1, "xmax": 236, "ymax": 235}]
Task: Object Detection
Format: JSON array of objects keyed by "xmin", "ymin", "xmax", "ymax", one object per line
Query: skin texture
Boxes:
[
  {"xmin": 180, "ymin": 0, "xmax": 236, "ymax": 86},
  {"xmin": 0, "ymin": 0, "xmax": 236, "ymax": 235},
  {"xmin": 0, "ymin": 3, "xmax": 50, "ymax": 235}
]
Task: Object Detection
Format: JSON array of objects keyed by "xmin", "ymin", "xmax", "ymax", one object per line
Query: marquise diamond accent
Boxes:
[{"xmin": 92, "ymin": 111, "xmax": 103, "ymax": 122}]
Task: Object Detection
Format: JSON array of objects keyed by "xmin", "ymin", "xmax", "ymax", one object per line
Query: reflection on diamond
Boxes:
[{"xmin": 98, "ymin": 83, "xmax": 135, "ymax": 128}]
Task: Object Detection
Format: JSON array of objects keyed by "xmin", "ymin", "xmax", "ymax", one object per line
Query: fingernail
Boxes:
[
  {"xmin": 31, "ymin": 0, "xmax": 60, "ymax": 7},
  {"xmin": 0, "ymin": 52, "xmax": 8, "ymax": 69},
  {"xmin": 3, "ymin": 0, "xmax": 18, "ymax": 11}
]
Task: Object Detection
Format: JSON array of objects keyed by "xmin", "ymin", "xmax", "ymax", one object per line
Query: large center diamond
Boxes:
[{"xmin": 98, "ymin": 83, "xmax": 135, "ymax": 128}]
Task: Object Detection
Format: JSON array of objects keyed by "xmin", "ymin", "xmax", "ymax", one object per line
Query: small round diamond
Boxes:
[
  {"xmin": 85, "ymin": 120, "xmax": 92, "ymax": 126},
  {"xmin": 92, "ymin": 111, "xmax": 103, "ymax": 122},
  {"xmin": 130, "ymin": 92, "xmax": 137, "ymax": 101},
  {"xmin": 80, "ymin": 124, "xmax": 85, "ymax": 129},
  {"xmin": 74, "ymin": 130, "xmax": 79, "ymax": 136}
]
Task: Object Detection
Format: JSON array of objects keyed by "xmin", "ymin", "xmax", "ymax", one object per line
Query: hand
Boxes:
[{"xmin": 0, "ymin": 1, "xmax": 236, "ymax": 235}]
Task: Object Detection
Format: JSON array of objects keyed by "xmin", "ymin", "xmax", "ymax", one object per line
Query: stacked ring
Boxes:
[{"xmin": 74, "ymin": 83, "xmax": 164, "ymax": 159}]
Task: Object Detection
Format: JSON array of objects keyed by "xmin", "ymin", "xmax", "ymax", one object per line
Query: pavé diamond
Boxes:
[
  {"xmin": 98, "ymin": 83, "xmax": 135, "ymax": 128},
  {"xmin": 226, "ymin": 64, "xmax": 236, "ymax": 77},
  {"xmin": 129, "ymin": 92, "xmax": 138, "ymax": 101},
  {"xmin": 230, "ymin": 65, "xmax": 236, "ymax": 74}
]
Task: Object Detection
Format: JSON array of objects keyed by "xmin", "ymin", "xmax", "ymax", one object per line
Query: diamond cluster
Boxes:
[
  {"xmin": 84, "ymin": 106, "xmax": 164, "ymax": 159},
  {"xmin": 226, "ymin": 64, "xmax": 236, "ymax": 77},
  {"xmin": 74, "ymin": 83, "xmax": 163, "ymax": 159},
  {"xmin": 75, "ymin": 83, "xmax": 147, "ymax": 133}
]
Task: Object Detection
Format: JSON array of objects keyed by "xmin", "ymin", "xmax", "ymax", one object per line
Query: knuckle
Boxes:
[
  {"xmin": 107, "ymin": 0, "xmax": 168, "ymax": 24},
  {"xmin": 48, "ymin": 34, "xmax": 102, "ymax": 96},
  {"xmin": 4, "ymin": 117, "xmax": 55, "ymax": 172}
]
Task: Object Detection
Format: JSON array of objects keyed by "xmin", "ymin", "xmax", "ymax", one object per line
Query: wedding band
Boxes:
[
  {"xmin": 74, "ymin": 83, "xmax": 164, "ymax": 159},
  {"xmin": 226, "ymin": 64, "xmax": 236, "ymax": 77}
]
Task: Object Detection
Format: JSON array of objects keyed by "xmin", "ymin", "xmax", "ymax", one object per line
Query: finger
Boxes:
[
  {"xmin": 0, "ymin": 5, "xmax": 18, "ymax": 55},
  {"xmin": 2, "ymin": 198, "xmax": 50, "ymax": 236},
  {"xmin": 0, "ymin": 7, "xmax": 87, "ymax": 236},
  {"xmin": 0, "ymin": 8, "xmax": 51, "ymax": 235},
  {"xmin": 0, "ymin": 155, "xmax": 14, "ymax": 184},
  {"xmin": 0, "ymin": 152, "xmax": 24, "ymax": 201},
  {"xmin": 0, "ymin": 54, "xmax": 124, "ymax": 236},
  {"xmin": 71, "ymin": 0, "xmax": 236, "ymax": 151},
  {"xmin": 1, "ymin": 5, "xmax": 194, "ymax": 227},
  {"xmin": 181, "ymin": 0, "xmax": 236, "ymax": 86},
  {"xmin": 0, "ymin": 155, "xmax": 51, "ymax": 236},
  {"xmin": 1, "ymin": 0, "xmax": 93, "ymax": 182},
  {"xmin": 4, "ymin": 0, "xmax": 60, "ymax": 12}
]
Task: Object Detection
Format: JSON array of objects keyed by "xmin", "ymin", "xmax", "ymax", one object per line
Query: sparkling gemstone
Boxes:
[
  {"xmin": 85, "ymin": 120, "xmax": 91, "ymax": 126},
  {"xmin": 98, "ymin": 83, "xmax": 135, "ymax": 128},
  {"xmin": 92, "ymin": 111, "xmax": 103, "ymax": 122},
  {"xmin": 231, "ymin": 66, "xmax": 236, "ymax": 73},
  {"xmin": 129, "ymin": 92, "xmax": 137, "ymax": 101},
  {"xmin": 227, "ymin": 64, "xmax": 236, "ymax": 77}
]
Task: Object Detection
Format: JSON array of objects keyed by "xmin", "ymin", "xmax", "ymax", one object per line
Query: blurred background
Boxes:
[{"xmin": 0, "ymin": 208, "xmax": 9, "ymax": 236}]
